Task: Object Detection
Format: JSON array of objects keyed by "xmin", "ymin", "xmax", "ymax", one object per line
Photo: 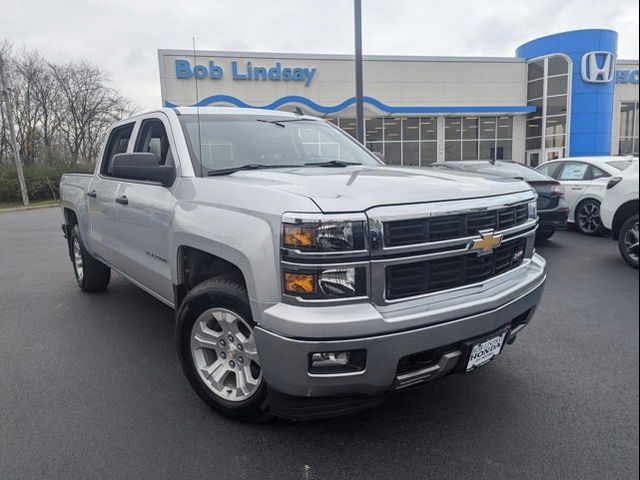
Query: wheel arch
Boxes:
[
  {"xmin": 573, "ymin": 196, "xmax": 601, "ymax": 223},
  {"xmin": 612, "ymin": 200, "xmax": 640, "ymax": 240}
]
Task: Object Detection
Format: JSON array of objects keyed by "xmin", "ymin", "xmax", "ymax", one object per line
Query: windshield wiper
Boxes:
[
  {"xmin": 305, "ymin": 160, "xmax": 362, "ymax": 167},
  {"xmin": 207, "ymin": 164, "xmax": 298, "ymax": 176},
  {"xmin": 256, "ymin": 118, "xmax": 314, "ymax": 128}
]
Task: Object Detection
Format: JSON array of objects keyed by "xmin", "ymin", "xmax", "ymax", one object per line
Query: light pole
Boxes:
[{"xmin": 354, "ymin": 0, "xmax": 364, "ymax": 144}]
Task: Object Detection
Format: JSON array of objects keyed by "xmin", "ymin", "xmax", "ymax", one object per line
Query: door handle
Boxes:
[
  {"xmin": 87, "ymin": 190, "xmax": 97, "ymax": 198},
  {"xmin": 115, "ymin": 195, "xmax": 129, "ymax": 205},
  {"xmin": 570, "ymin": 187, "xmax": 583, "ymax": 190}
]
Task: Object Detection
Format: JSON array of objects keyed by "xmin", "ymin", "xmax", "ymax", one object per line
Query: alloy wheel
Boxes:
[
  {"xmin": 578, "ymin": 202, "xmax": 601, "ymax": 234},
  {"xmin": 623, "ymin": 220, "xmax": 639, "ymax": 263},
  {"xmin": 190, "ymin": 308, "xmax": 262, "ymax": 402},
  {"xmin": 73, "ymin": 238, "xmax": 84, "ymax": 281}
]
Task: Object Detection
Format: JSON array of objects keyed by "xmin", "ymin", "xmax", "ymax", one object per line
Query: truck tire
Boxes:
[
  {"xmin": 176, "ymin": 278, "xmax": 270, "ymax": 422},
  {"xmin": 618, "ymin": 214, "xmax": 639, "ymax": 269},
  {"xmin": 70, "ymin": 225, "xmax": 111, "ymax": 291},
  {"xmin": 536, "ymin": 228, "xmax": 555, "ymax": 242}
]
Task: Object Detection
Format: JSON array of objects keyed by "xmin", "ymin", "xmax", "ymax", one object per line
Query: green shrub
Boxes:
[{"xmin": 0, "ymin": 164, "xmax": 94, "ymax": 202}]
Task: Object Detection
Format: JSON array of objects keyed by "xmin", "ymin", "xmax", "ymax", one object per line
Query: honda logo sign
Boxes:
[{"xmin": 581, "ymin": 51, "xmax": 616, "ymax": 83}]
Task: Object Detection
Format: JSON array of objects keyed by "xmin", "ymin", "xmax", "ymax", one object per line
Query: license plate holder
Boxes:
[{"xmin": 465, "ymin": 330, "xmax": 509, "ymax": 372}]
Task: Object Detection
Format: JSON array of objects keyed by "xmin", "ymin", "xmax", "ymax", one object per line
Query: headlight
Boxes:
[
  {"xmin": 283, "ymin": 266, "xmax": 367, "ymax": 300},
  {"xmin": 282, "ymin": 221, "xmax": 366, "ymax": 252},
  {"xmin": 528, "ymin": 200, "xmax": 537, "ymax": 220}
]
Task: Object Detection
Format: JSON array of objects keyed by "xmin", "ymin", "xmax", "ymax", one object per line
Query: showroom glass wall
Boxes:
[
  {"xmin": 525, "ymin": 55, "xmax": 570, "ymax": 166},
  {"xmin": 329, "ymin": 116, "xmax": 514, "ymax": 165},
  {"xmin": 619, "ymin": 101, "xmax": 639, "ymax": 155},
  {"xmin": 443, "ymin": 116, "xmax": 513, "ymax": 161},
  {"xmin": 329, "ymin": 117, "xmax": 438, "ymax": 166}
]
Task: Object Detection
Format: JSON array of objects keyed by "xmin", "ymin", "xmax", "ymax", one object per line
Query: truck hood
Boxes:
[{"xmin": 217, "ymin": 166, "xmax": 532, "ymax": 212}]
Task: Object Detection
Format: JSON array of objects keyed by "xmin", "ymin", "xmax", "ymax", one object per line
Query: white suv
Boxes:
[
  {"xmin": 536, "ymin": 156, "xmax": 635, "ymax": 236},
  {"xmin": 600, "ymin": 161, "xmax": 639, "ymax": 269}
]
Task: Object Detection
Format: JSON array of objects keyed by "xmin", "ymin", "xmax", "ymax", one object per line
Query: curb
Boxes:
[{"xmin": 0, "ymin": 203, "xmax": 60, "ymax": 214}]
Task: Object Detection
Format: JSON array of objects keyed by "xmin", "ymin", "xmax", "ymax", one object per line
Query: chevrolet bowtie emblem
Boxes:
[{"xmin": 470, "ymin": 229, "xmax": 503, "ymax": 255}]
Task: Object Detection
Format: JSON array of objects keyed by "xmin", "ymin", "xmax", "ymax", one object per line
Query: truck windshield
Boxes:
[{"xmin": 178, "ymin": 114, "xmax": 381, "ymax": 176}]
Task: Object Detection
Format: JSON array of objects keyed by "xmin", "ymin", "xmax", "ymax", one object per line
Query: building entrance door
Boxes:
[{"xmin": 526, "ymin": 150, "xmax": 541, "ymax": 167}]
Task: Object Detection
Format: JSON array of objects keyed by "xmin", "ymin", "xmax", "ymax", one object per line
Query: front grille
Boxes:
[
  {"xmin": 385, "ymin": 238, "xmax": 527, "ymax": 300},
  {"xmin": 384, "ymin": 204, "xmax": 528, "ymax": 247}
]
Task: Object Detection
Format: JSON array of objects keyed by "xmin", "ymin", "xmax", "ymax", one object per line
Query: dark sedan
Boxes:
[{"xmin": 431, "ymin": 161, "xmax": 569, "ymax": 240}]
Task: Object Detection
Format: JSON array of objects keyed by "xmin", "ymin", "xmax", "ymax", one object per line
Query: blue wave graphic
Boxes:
[{"xmin": 164, "ymin": 95, "xmax": 535, "ymax": 115}]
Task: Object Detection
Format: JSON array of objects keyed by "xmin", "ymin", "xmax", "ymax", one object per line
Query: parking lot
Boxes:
[{"xmin": 0, "ymin": 207, "xmax": 638, "ymax": 480}]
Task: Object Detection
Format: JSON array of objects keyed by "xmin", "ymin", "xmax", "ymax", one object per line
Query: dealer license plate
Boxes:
[{"xmin": 466, "ymin": 332, "xmax": 508, "ymax": 372}]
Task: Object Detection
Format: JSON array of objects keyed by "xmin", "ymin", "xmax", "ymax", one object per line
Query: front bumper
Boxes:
[{"xmin": 255, "ymin": 254, "xmax": 546, "ymax": 405}]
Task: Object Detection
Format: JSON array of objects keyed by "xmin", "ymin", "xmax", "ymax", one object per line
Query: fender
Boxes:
[{"xmin": 170, "ymin": 203, "xmax": 282, "ymax": 324}]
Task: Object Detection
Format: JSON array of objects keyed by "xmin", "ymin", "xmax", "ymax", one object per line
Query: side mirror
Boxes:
[{"xmin": 111, "ymin": 153, "xmax": 176, "ymax": 187}]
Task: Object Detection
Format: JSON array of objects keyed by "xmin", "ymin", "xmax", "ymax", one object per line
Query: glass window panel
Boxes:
[
  {"xmin": 547, "ymin": 75, "xmax": 568, "ymax": 97},
  {"xmin": 366, "ymin": 142, "xmax": 383, "ymax": 156},
  {"xmin": 590, "ymin": 166, "xmax": 610, "ymax": 179},
  {"xmin": 445, "ymin": 141, "xmax": 461, "ymax": 161},
  {"xmin": 420, "ymin": 142, "xmax": 437, "ymax": 165},
  {"xmin": 384, "ymin": 117, "xmax": 401, "ymax": 141},
  {"xmin": 526, "ymin": 137, "xmax": 542, "ymax": 150},
  {"xmin": 340, "ymin": 118, "xmax": 356, "ymax": 138},
  {"xmin": 619, "ymin": 138, "xmax": 634, "ymax": 155},
  {"xmin": 545, "ymin": 134, "xmax": 566, "ymax": 148},
  {"xmin": 445, "ymin": 118, "xmax": 462, "ymax": 140},
  {"xmin": 497, "ymin": 116, "xmax": 513, "ymax": 139},
  {"xmin": 527, "ymin": 98, "xmax": 543, "ymax": 116},
  {"xmin": 462, "ymin": 141, "xmax": 478, "ymax": 160},
  {"xmin": 528, "ymin": 60, "xmax": 544, "ymax": 81},
  {"xmin": 547, "ymin": 96, "xmax": 568, "ymax": 116},
  {"xmin": 403, "ymin": 142, "xmax": 419, "ymax": 166},
  {"xmin": 548, "ymin": 56, "xmax": 569, "ymax": 76},
  {"xmin": 545, "ymin": 115, "xmax": 566, "ymax": 136},
  {"xmin": 326, "ymin": 118, "xmax": 338, "ymax": 125},
  {"xmin": 558, "ymin": 162, "xmax": 589, "ymax": 181},
  {"xmin": 479, "ymin": 140, "xmax": 494, "ymax": 160},
  {"xmin": 496, "ymin": 140, "xmax": 512, "ymax": 160},
  {"xmin": 479, "ymin": 117, "xmax": 497, "ymax": 140},
  {"xmin": 420, "ymin": 117, "xmax": 437, "ymax": 141},
  {"xmin": 526, "ymin": 119, "xmax": 542, "ymax": 138},
  {"xmin": 619, "ymin": 103, "xmax": 635, "ymax": 138},
  {"xmin": 527, "ymin": 79, "xmax": 544, "ymax": 100},
  {"xmin": 402, "ymin": 117, "xmax": 419, "ymax": 141},
  {"xmin": 385, "ymin": 142, "xmax": 401, "ymax": 165},
  {"xmin": 462, "ymin": 117, "xmax": 479, "ymax": 140},
  {"xmin": 366, "ymin": 117, "xmax": 383, "ymax": 142}
]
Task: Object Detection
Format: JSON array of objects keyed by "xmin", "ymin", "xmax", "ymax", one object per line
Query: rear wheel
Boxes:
[
  {"xmin": 176, "ymin": 278, "xmax": 270, "ymax": 422},
  {"xmin": 70, "ymin": 225, "xmax": 111, "ymax": 291},
  {"xmin": 575, "ymin": 199, "xmax": 602, "ymax": 236},
  {"xmin": 618, "ymin": 215, "xmax": 639, "ymax": 269}
]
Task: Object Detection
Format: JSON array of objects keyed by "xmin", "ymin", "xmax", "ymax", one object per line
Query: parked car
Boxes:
[
  {"xmin": 536, "ymin": 156, "xmax": 635, "ymax": 236},
  {"xmin": 600, "ymin": 161, "xmax": 639, "ymax": 269},
  {"xmin": 431, "ymin": 161, "xmax": 569, "ymax": 241},
  {"xmin": 60, "ymin": 107, "xmax": 546, "ymax": 421}
]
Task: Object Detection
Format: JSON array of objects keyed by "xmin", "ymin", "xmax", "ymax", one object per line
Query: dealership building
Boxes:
[{"xmin": 158, "ymin": 29, "xmax": 639, "ymax": 167}]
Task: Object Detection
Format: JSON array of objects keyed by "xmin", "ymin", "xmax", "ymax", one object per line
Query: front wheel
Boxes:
[
  {"xmin": 176, "ymin": 278, "xmax": 270, "ymax": 422},
  {"xmin": 536, "ymin": 229, "xmax": 555, "ymax": 242},
  {"xmin": 618, "ymin": 215, "xmax": 639, "ymax": 269},
  {"xmin": 575, "ymin": 199, "xmax": 602, "ymax": 236}
]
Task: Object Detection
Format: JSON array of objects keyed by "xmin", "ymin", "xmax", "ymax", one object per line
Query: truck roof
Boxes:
[{"xmin": 126, "ymin": 106, "xmax": 319, "ymax": 121}]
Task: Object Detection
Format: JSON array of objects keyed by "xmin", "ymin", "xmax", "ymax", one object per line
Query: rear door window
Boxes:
[
  {"xmin": 101, "ymin": 123, "xmax": 135, "ymax": 176},
  {"xmin": 134, "ymin": 118, "xmax": 174, "ymax": 166},
  {"xmin": 558, "ymin": 162, "xmax": 591, "ymax": 181}
]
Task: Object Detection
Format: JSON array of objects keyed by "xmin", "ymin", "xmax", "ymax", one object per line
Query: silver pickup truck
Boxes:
[{"xmin": 60, "ymin": 107, "xmax": 546, "ymax": 421}]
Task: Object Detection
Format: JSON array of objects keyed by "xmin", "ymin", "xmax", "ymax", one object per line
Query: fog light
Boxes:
[{"xmin": 309, "ymin": 350, "xmax": 366, "ymax": 374}]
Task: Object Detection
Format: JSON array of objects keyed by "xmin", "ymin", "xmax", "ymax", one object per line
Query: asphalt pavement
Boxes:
[{"xmin": 1, "ymin": 208, "xmax": 638, "ymax": 480}]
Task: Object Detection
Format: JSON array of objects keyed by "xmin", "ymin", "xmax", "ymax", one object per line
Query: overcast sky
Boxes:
[{"xmin": 1, "ymin": 0, "xmax": 638, "ymax": 110}]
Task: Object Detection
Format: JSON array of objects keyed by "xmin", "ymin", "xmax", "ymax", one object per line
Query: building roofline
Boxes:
[{"xmin": 157, "ymin": 49, "xmax": 524, "ymax": 64}]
